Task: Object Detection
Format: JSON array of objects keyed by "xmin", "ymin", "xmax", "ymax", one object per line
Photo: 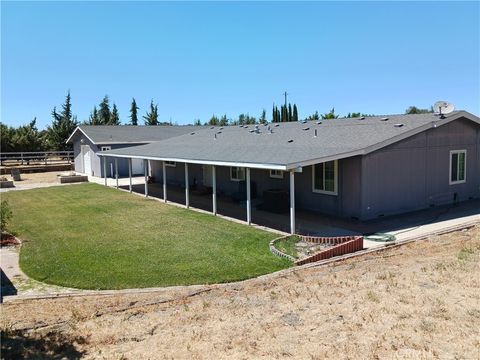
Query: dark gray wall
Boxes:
[
  {"xmin": 149, "ymin": 157, "xmax": 363, "ymax": 218},
  {"xmin": 361, "ymin": 118, "xmax": 480, "ymax": 219}
]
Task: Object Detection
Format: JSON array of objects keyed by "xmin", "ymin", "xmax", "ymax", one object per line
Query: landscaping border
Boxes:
[
  {"xmin": 294, "ymin": 235, "xmax": 364, "ymax": 266},
  {"xmin": 269, "ymin": 235, "xmax": 297, "ymax": 262}
]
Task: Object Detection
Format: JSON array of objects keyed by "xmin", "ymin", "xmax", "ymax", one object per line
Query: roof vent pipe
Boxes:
[
  {"xmin": 314, "ymin": 129, "xmax": 318, "ymax": 137},
  {"xmin": 214, "ymin": 133, "xmax": 217, "ymax": 140}
]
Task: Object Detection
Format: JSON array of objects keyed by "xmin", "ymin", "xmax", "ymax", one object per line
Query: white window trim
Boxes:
[
  {"xmin": 449, "ymin": 150, "xmax": 467, "ymax": 185},
  {"xmin": 312, "ymin": 160, "xmax": 338, "ymax": 196},
  {"xmin": 100, "ymin": 146, "xmax": 111, "ymax": 151},
  {"xmin": 165, "ymin": 161, "xmax": 177, "ymax": 167},
  {"xmin": 269, "ymin": 169, "xmax": 284, "ymax": 179},
  {"xmin": 230, "ymin": 167, "xmax": 245, "ymax": 181}
]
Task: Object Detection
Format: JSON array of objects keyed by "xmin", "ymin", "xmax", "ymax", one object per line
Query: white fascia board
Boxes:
[
  {"xmin": 65, "ymin": 127, "xmax": 97, "ymax": 145},
  {"xmin": 95, "ymin": 141, "xmax": 153, "ymax": 145},
  {"xmin": 97, "ymin": 153, "xmax": 288, "ymax": 171}
]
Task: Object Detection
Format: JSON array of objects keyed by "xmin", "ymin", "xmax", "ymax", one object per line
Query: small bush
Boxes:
[{"xmin": 1, "ymin": 200, "xmax": 13, "ymax": 232}]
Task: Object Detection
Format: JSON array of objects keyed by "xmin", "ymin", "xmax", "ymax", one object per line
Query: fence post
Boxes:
[{"xmin": 20, "ymin": 152, "xmax": 24, "ymax": 165}]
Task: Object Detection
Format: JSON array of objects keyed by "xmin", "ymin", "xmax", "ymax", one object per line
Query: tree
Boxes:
[
  {"xmin": 86, "ymin": 106, "xmax": 100, "ymax": 125},
  {"xmin": 281, "ymin": 105, "xmax": 287, "ymax": 122},
  {"xmin": 14, "ymin": 118, "xmax": 44, "ymax": 152},
  {"xmin": 259, "ymin": 109, "xmax": 267, "ymax": 124},
  {"xmin": 219, "ymin": 114, "xmax": 229, "ymax": 126},
  {"xmin": 109, "ymin": 104, "xmax": 121, "ymax": 125},
  {"xmin": 208, "ymin": 115, "xmax": 220, "ymax": 126},
  {"xmin": 293, "ymin": 104, "xmax": 299, "ymax": 122},
  {"xmin": 130, "ymin": 98, "xmax": 139, "ymax": 125},
  {"xmin": 143, "ymin": 100, "xmax": 159, "ymax": 125},
  {"xmin": 405, "ymin": 106, "xmax": 433, "ymax": 114},
  {"xmin": 47, "ymin": 91, "xmax": 78, "ymax": 150},
  {"xmin": 288, "ymin": 103, "xmax": 293, "ymax": 122},
  {"xmin": 193, "ymin": 119, "xmax": 201, "ymax": 126},
  {"xmin": 306, "ymin": 111, "xmax": 320, "ymax": 121},
  {"xmin": 98, "ymin": 95, "xmax": 111, "ymax": 125},
  {"xmin": 0, "ymin": 123, "xmax": 15, "ymax": 152},
  {"xmin": 321, "ymin": 107, "xmax": 339, "ymax": 119}
]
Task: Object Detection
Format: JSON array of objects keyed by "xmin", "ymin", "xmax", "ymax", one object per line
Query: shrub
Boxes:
[{"xmin": 1, "ymin": 200, "xmax": 12, "ymax": 233}]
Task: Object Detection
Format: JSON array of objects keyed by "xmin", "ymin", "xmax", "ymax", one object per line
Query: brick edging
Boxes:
[
  {"xmin": 294, "ymin": 235, "xmax": 364, "ymax": 266},
  {"xmin": 269, "ymin": 235, "xmax": 297, "ymax": 262}
]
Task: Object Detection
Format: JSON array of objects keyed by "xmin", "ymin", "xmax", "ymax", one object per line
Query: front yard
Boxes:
[{"xmin": 3, "ymin": 183, "xmax": 290, "ymax": 289}]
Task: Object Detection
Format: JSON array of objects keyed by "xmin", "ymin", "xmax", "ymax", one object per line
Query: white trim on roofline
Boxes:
[
  {"xmin": 97, "ymin": 153, "xmax": 289, "ymax": 171},
  {"xmin": 66, "ymin": 126, "xmax": 96, "ymax": 145}
]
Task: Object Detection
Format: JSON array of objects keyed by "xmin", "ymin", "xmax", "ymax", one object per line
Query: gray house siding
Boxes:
[
  {"xmin": 72, "ymin": 131, "xmax": 147, "ymax": 178},
  {"xmin": 361, "ymin": 118, "xmax": 480, "ymax": 220},
  {"xmin": 149, "ymin": 157, "xmax": 363, "ymax": 218}
]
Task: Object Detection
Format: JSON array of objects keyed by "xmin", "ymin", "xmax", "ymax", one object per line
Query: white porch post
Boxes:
[
  {"xmin": 212, "ymin": 165, "xmax": 217, "ymax": 215},
  {"xmin": 128, "ymin": 158, "xmax": 132, "ymax": 193},
  {"xmin": 289, "ymin": 170, "xmax": 295, "ymax": 234},
  {"xmin": 185, "ymin": 163, "xmax": 190, "ymax": 208},
  {"xmin": 144, "ymin": 159, "xmax": 148, "ymax": 197},
  {"xmin": 115, "ymin": 158, "xmax": 119, "ymax": 189},
  {"xmin": 246, "ymin": 168, "xmax": 251, "ymax": 225},
  {"xmin": 103, "ymin": 157, "xmax": 107, "ymax": 186},
  {"xmin": 162, "ymin": 161, "xmax": 167, "ymax": 203}
]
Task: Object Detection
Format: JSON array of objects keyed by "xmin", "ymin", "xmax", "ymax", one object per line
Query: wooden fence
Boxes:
[{"xmin": 0, "ymin": 151, "xmax": 74, "ymax": 166}]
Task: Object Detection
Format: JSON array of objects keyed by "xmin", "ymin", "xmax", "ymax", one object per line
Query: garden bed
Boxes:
[{"xmin": 57, "ymin": 173, "xmax": 88, "ymax": 184}]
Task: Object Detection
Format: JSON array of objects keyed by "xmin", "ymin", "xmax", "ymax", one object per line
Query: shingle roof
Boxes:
[
  {"xmin": 99, "ymin": 111, "xmax": 480, "ymax": 170},
  {"xmin": 67, "ymin": 125, "xmax": 200, "ymax": 144}
]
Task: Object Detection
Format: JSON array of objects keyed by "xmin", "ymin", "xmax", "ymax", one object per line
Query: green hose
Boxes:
[{"xmin": 364, "ymin": 233, "xmax": 396, "ymax": 242}]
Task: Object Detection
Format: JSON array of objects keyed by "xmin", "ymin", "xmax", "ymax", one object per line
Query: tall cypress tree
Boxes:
[
  {"xmin": 293, "ymin": 104, "xmax": 298, "ymax": 122},
  {"xmin": 272, "ymin": 104, "xmax": 276, "ymax": 123},
  {"xmin": 98, "ymin": 95, "xmax": 111, "ymax": 125},
  {"xmin": 47, "ymin": 91, "xmax": 78, "ymax": 150},
  {"xmin": 86, "ymin": 106, "xmax": 100, "ymax": 125},
  {"xmin": 109, "ymin": 104, "xmax": 121, "ymax": 125},
  {"xmin": 143, "ymin": 100, "xmax": 159, "ymax": 125},
  {"xmin": 130, "ymin": 98, "xmax": 139, "ymax": 125},
  {"xmin": 288, "ymin": 103, "xmax": 292, "ymax": 122}
]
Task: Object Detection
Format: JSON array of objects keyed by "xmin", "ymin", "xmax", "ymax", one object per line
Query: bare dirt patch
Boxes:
[
  {"xmin": 4, "ymin": 171, "xmax": 65, "ymax": 185},
  {"xmin": 2, "ymin": 226, "xmax": 479, "ymax": 359}
]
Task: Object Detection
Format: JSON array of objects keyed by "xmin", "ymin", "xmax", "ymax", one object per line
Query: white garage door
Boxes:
[
  {"xmin": 132, "ymin": 159, "xmax": 144, "ymax": 175},
  {"xmin": 82, "ymin": 145, "xmax": 92, "ymax": 176}
]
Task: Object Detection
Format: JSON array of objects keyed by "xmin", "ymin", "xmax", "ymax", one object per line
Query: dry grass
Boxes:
[{"xmin": 2, "ymin": 226, "xmax": 479, "ymax": 359}]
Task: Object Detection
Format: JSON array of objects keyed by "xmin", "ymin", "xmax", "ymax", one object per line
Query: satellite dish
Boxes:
[{"xmin": 433, "ymin": 101, "xmax": 455, "ymax": 118}]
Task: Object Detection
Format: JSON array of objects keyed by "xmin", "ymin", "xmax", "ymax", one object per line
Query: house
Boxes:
[
  {"xmin": 66, "ymin": 125, "xmax": 199, "ymax": 177},
  {"xmin": 70, "ymin": 111, "xmax": 480, "ymax": 234}
]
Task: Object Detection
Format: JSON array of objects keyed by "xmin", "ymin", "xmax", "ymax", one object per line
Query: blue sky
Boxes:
[{"xmin": 2, "ymin": 1, "xmax": 479, "ymax": 129}]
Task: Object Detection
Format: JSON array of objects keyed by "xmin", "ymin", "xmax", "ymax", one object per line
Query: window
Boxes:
[
  {"xmin": 312, "ymin": 161, "xmax": 338, "ymax": 195},
  {"xmin": 270, "ymin": 169, "xmax": 284, "ymax": 179},
  {"xmin": 100, "ymin": 146, "xmax": 111, "ymax": 151},
  {"xmin": 230, "ymin": 167, "xmax": 245, "ymax": 181},
  {"xmin": 165, "ymin": 161, "xmax": 176, "ymax": 167},
  {"xmin": 450, "ymin": 150, "xmax": 466, "ymax": 184}
]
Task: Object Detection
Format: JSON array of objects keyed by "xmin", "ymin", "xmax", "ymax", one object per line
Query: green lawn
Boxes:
[{"xmin": 3, "ymin": 183, "xmax": 290, "ymax": 289}]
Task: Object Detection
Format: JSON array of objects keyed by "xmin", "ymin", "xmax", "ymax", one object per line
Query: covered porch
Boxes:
[{"xmin": 98, "ymin": 155, "xmax": 366, "ymax": 237}]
